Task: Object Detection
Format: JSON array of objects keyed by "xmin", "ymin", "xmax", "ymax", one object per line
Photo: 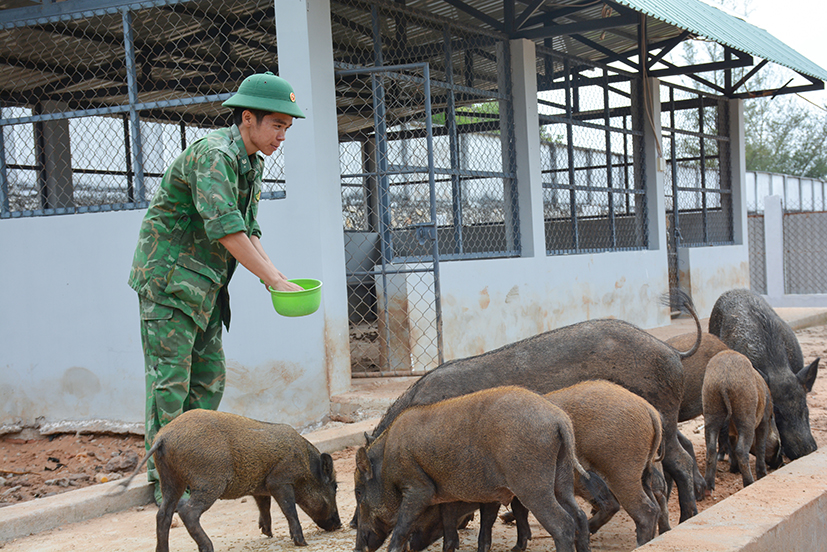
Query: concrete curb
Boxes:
[
  {"xmin": 0, "ymin": 418, "xmax": 379, "ymax": 543},
  {"xmin": 637, "ymin": 448, "xmax": 827, "ymax": 552}
]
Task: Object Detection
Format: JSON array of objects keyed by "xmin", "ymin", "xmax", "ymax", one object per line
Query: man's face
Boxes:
[{"xmin": 244, "ymin": 111, "xmax": 293, "ymax": 156}]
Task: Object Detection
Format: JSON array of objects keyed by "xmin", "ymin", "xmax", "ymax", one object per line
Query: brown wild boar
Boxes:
[
  {"xmin": 702, "ymin": 350, "xmax": 775, "ymax": 489},
  {"xmin": 545, "ymin": 381, "xmax": 664, "ymax": 546},
  {"xmin": 120, "ymin": 409, "xmax": 341, "ymax": 552},
  {"xmin": 354, "ymin": 386, "xmax": 591, "ymax": 552}
]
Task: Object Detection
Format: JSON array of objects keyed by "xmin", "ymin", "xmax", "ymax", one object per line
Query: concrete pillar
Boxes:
[
  {"xmin": 764, "ymin": 194, "xmax": 785, "ymax": 296},
  {"xmin": 507, "ymin": 38, "xmax": 545, "ymax": 258},
  {"xmin": 635, "ymin": 77, "xmax": 666, "ymax": 253},
  {"xmin": 275, "ymin": 0, "xmax": 351, "ymax": 396},
  {"xmin": 729, "ymin": 98, "xmax": 748, "ymax": 245}
]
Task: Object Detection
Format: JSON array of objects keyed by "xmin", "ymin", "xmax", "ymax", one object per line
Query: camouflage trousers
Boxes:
[{"xmin": 139, "ymin": 296, "xmax": 226, "ymax": 483}]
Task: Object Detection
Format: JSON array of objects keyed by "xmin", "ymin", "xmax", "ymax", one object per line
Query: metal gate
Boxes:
[
  {"xmin": 662, "ymin": 82, "xmax": 735, "ymax": 293},
  {"xmin": 337, "ymin": 62, "xmax": 443, "ymax": 377}
]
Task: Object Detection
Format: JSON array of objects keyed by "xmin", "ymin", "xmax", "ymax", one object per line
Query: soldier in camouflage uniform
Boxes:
[{"xmin": 128, "ymin": 72, "xmax": 305, "ymax": 502}]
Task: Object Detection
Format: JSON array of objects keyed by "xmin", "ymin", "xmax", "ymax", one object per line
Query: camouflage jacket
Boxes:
[{"xmin": 128, "ymin": 124, "xmax": 264, "ymax": 331}]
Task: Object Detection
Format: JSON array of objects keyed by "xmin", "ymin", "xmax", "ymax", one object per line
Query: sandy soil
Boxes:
[{"xmin": 1, "ymin": 324, "xmax": 826, "ymax": 551}]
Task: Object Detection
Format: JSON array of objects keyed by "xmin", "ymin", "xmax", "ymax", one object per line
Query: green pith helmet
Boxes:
[{"xmin": 223, "ymin": 71, "xmax": 306, "ymax": 119}]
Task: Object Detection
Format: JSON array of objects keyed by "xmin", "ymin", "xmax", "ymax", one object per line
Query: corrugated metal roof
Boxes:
[{"xmin": 615, "ymin": 0, "xmax": 827, "ymax": 81}]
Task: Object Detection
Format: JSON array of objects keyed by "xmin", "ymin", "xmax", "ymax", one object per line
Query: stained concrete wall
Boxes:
[{"xmin": 0, "ymin": 182, "xmax": 345, "ymax": 433}]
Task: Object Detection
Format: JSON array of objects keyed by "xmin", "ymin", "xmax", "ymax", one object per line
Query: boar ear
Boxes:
[
  {"xmin": 798, "ymin": 357, "xmax": 820, "ymax": 392},
  {"xmin": 320, "ymin": 453, "xmax": 335, "ymax": 482},
  {"xmin": 356, "ymin": 447, "xmax": 373, "ymax": 480},
  {"xmin": 363, "ymin": 432, "xmax": 375, "ymax": 446}
]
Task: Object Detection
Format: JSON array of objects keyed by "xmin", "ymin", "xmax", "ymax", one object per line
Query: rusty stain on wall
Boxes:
[
  {"xmin": 479, "ymin": 287, "xmax": 491, "ymax": 309},
  {"xmin": 505, "ymin": 285, "xmax": 520, "ymax": 303},
  {"xmin": 60, "ymin": 366, "xmax": 101, "ymax": 400}
]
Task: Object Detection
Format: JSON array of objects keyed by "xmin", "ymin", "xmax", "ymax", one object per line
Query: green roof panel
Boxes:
[{"xmin": 614, "ymin": 0, "xmax": 827, "ymax": 81}]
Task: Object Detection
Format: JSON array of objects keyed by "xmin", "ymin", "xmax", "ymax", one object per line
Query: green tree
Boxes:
[{"xmin": 672, "ymin": 0, "xmax": 827, "ymax": 179}]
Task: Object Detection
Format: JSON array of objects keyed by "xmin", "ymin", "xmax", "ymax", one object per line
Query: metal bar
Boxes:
[
  {"xmin": 514, "ymin": 12, "xmax": 638, "ymax": 41},
  {"xmin": 698, "ymin": 94, "xmax": 708, "ymax": 243},
  {"xmin": 439, "ymin": 0, "xmax": 503, "ymax": 31},
  {"xmin": 443, "ymin": 28, "xmax": 463, "ymax": 255},
  {"xmin": 564, "ymin": 58, "xmax": 579, "ymax": 252},
  {"xmin": 123, "ymin": 113, "xmax": 133, "ymax": 202},
  {"xmin": 423, "ymin": 63, "xmax": 444, "ymax": 366},
  {"xmin": 0, "ymin": 101, "xmax": 7, "ymax": 216},
  {"xmin": 122, "ymin": 8, "xmax": 145, "ymax": 203},
  {"xmin": 0, "ymin": 0, "xmax": 196, "ymax": 27},
  {"xmin": 604, "ymin": 67, "xmax": 616, "ymax": 248},
  {"xmin": 669, "ymin": 87, "xmax": 680, "ymax": 289}
]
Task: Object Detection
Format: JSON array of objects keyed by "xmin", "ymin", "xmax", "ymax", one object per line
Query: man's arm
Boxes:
[{"xmin": 218, "ymin": 231, "xmax": 302, "ymax": 292}]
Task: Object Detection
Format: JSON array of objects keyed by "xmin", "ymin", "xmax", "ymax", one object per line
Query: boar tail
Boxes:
[
  {"xmin": 651, "ymin": 409, "xmax": 665, "ymax": 464},
  {"xmin": 111, "ymin": 437, "xmax": 164, "ymax": 495},
  {"xmin": 559, "ymin": 419, "xmax": 589, "ymax": 480},
  {"xmin": 661, "ymin": 289, "xmax": 701, "ymax": 360}
]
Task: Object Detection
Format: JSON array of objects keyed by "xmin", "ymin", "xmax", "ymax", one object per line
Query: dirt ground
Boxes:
[{"xmin": 1, "ymin": 324, "xmax": 827, "ymax": 551}]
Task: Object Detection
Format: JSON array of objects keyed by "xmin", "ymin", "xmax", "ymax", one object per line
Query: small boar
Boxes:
[
  {"xmin": 709, "ymin": 288, "xmax": 819, "ymax": 460},
  {"xmin": 120, "ymin": 409, "xmax": 341, "ymax": 552},
  {"xmin": 702, "ymin": 350, "xmax": 775, "ymax": 489},
  {"xmin": 353, "ymin": 291, "xmax": 703, "ymax": 526},
  {"xmin": 354, "ymin": 386, "xmax": 591, "ymax": 552},
  {"xmin": 545, "ymin": 381, "xmax": 664, "ymax": 546}
]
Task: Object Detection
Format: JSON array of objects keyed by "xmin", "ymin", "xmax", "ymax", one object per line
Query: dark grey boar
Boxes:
[
  {"xmin": 709, "ymin": 288, "xmax": 819, "ymax": 459},
  {"xmin": 120, "ymin": 409, "xmax": 341, "ymax": 552},
  {"xmin": 702, "ymin": 350, "xmax": 775, "ymax": 489},
  {"xmin": 354, "ymin": 291, "xmax": 703, "ymax": 524},
  {"xmin": 354, "ymin": 386, "xmax": 591, "ymax": 552},
  {"xmin": 546, "ymin": 381, "xmax": 664, "ymax": 546}
]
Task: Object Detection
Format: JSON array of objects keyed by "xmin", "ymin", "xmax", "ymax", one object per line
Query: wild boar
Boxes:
[
  {"xmin": 545, "ymin": 381, "xmax": 664, "ymax": 545},
  {"xmin": 353, "ymin": 291, "xmax": 703, "ymax": 525},
  {"xmin": 354, "ymin": 386, "xmax": 591, "ymax": 552},
  {"xmin": 709, "ymin": 288, "xmax": 819, "ymax": 459},
  {"xmin": 120, "ymin": 409, "xmax": 341, "ymax": 552},
  {"xmin": 702, "ymin": 350, "xmax": 775, "ymax": 489},
  {"xmin": 668, "ymin": 330, "xmax": 784, "ymax": 472}
]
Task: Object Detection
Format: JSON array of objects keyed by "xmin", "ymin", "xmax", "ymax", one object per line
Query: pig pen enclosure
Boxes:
[{"xmin": 2, "ymin": 321, "xmax": 827, "ymax": 551}]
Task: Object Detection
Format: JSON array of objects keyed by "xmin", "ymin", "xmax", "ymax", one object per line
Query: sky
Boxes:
[{"xmin": 702, "ymin": 0, "xmax": 827, "ymax": 107}]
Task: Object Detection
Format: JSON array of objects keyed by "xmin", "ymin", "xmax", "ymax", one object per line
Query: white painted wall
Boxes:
[
  {"xmin": 0, "ymin": 183, "xmax": 345, "ymax": 432},
  {"xmin": 439, "ymin": 250, "xmax": 672, "ymax": 361}
]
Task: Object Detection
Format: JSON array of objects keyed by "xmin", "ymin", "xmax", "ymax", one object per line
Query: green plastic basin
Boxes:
[{"xmin": 269, "ymin": 278, "xmax": 322, "ymax": 317}]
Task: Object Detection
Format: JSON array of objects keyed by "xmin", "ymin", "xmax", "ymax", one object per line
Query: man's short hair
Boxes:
[{"xmin": 232, "ymin": 107, "xmax": 272, "ymax": 126}]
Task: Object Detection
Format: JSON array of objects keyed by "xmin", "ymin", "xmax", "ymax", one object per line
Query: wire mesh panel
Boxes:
[
  {"xmin": 784, "ymin": 210, "xmax": 827, "ymax": 294},
  {"xmin": 0, "ymin": 0, "xmax": 286, "ymax": 219},
  {"xmin": 661, "ymin": 81, "xmax": 733, "ymax": 290},
  {"xmin": 536, "ymin": 46, "xmax": 647, "ymax": 255},
  {"xmin": 748, "ymin": 213, "xmax": 766, "ymax": 294},
  {"xmin": 332, "ymin": 0, "xmax": 516, "ymax": 376}
]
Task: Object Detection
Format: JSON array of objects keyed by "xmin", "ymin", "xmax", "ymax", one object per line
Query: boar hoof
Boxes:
[{"xmin": 259, "ymin": 523, "xmax": 273, "ymax": 538}]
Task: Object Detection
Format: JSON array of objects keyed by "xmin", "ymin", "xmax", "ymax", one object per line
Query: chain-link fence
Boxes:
[
  {"xmin": 332, "ymin": 0, "xmax": 516, "ymax": 375},
  {"xmin": 0, "ymin": 0, "xmax": 287, "ymax": 218},
  {"xmin": 748, "ymin": 212, "xmax": 766, "ymax": 294},
  {"xmin": 536, "ymin": 46, "xmax": 647, "ymax": 254},
  {"xmin": 661, "ymin": 81, "xmax": 733, "ymax": 290}
]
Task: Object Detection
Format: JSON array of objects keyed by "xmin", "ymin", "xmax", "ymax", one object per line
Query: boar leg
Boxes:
[
  {"xmin": 703, "ymin": 413, "xmax": 726, "ymax": 491},
  {"xmin": 386, "ymin": 492, "xmax": 436, "ymax": 552},
  {"xmin": 662, "ymin": 430, "xmax": 699, "ymax": 521},
  {"xmin": 254, "ymin": 495, "xmax": 274, "ymax": 537},
  {"xmin": 577, "ymin": 470, "xmax": 619, "ymax": 534},
  {"xmin": 554, "ymin": 451, "xmax": 590, "ymax": 552},
  {"xmin": 730, "ymin": 417, "xmax": 757, "ymax": 488},
  {"xmin": 270, "ymin": 484, "xmax": 307, "ymax": 546},
  {"xmin": 510, "ymin": 498, "xmax": 531, "ymax": 552},
  {"xmin": 753, "ymin": 417, "xmax": 771, "ymax": 480},
  {"xmin": 439, "ymin": 502, "xmax": 464, "ymax": 552},
  {"xmin": 475, "ymin": 503, "xmax": 500, "ymax": 552},
  {"xmin": 176, "ymin": 490, "xmax": 221, "ymax": 552},
  {"xmin": 676, "ymin": 430, "xmax": 707, "ymax": 499}
]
